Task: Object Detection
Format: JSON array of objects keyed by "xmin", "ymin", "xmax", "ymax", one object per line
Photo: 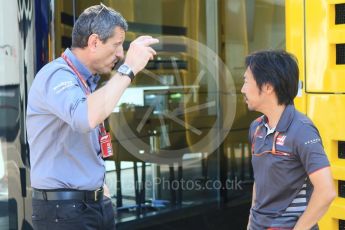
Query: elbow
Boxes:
[
  {"xmin": 87, "ymin": 112, "xmax": 99, "ymax": 129},
  {"xmin": 87, "ymin": 106, "xmax": 103, "ymax": 129},
  {"xmin": 314, "ymin": 185, "xmax": 336, "ymax": 207},
  {"xmin": 88, "ymin": 119, "xmax": 98, "ymax": 130},
  {"xmin": 322, "ymin": 187, "xmax": 337, "ymax": 206},
  {"xmin": 328, "ymin": 189, "xmax": 337, "ymax": 204}
]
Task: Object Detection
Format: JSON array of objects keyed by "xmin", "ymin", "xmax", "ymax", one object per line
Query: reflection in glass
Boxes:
[{"xmin": 221, "ymin": 0, "xmax": 285, "ymax": 200}]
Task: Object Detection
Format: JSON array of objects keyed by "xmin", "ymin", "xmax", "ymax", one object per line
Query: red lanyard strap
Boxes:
[
  {"xmin": 61, "ymin": 53, "xmax": 107, "ymax": 136},
  {"xmin": 61, "ymin": 53, "xmax": 91, "ymax": 95}
]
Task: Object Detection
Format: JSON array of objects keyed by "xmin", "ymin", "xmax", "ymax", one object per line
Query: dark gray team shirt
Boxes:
[{"xmin": 249, "ymin": 104, "xmax": 330, "ymax": 229}]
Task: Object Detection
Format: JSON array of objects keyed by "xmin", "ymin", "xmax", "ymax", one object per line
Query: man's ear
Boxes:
[
  {"xmin": 87, "ymin": 34, "xmax": 99, "ymax": 51},
  {"xmin": 262, "ymin": 83, "xmax": 274, "ymax": 95}
]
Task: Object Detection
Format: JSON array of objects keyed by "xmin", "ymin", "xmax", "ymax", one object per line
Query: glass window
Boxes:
[
  {"xmin": 220, "ymin": 0, "xmax": 285, "ymax": 201},
  {"xmin": 101, "ymin": 0, "xmax": 228, "ymax": 223}
]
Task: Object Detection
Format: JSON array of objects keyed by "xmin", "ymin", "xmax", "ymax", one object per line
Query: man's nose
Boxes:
[
  {"xmin": 240, "ymin": 85, "xmax": 245, "ymax": 94},
  {"xmin": 115, "ymin": 46, "xmax": 124, "ymax": 60}
]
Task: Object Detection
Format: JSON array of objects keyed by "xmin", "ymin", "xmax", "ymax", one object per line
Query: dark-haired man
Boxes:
[{"xmin": 243, "ymin": 50, "xmax": 335, "ymax": 230}]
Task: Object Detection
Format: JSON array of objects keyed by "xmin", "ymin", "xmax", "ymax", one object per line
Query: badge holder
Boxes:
[{"xmin": 99, "ymin": 123, "xmax": 113, "ymax": 158}]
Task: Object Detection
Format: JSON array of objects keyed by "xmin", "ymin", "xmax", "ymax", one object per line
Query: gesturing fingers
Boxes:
[
  {"xmin": 124, "ymin": 36, "xmax": 159, "ymax": 74},
  {"xmin": 143, "ymin": 38, "xmax": 159, "ymax": 46},
  {"xmin": 147, "ymin": 47, "xmax": 156, "ymax": 56},
  {"xmin": 135, "ymin": 35, "xmax": 153, "ymax": 41},
  {"xmin": 134, "ymin": 36, "xmax": 159, "ymax": 47}
]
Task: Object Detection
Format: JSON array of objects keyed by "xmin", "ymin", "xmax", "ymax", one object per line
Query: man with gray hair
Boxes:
[{"xmin": 26, "ymin": 4, "xmax": 158, "ymax": 230}]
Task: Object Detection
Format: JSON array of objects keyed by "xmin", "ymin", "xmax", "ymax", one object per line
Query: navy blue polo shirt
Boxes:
[
  {"xmin": 26, "ymin": 48, "xmax": 104, "ymax": 190},
  {"xmin": 249, "ymin": 104, "xmax": 330, "ymax": 229}
]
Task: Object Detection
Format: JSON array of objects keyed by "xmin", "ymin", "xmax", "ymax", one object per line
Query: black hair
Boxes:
[{"xmin": 245, "ymin": 50, "xmax": 299, "ymax": 105}]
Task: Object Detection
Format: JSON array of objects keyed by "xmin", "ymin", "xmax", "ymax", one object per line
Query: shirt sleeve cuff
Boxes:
[{"xmin": 71, "ymin": 99, "xmax": 92, "ymax": 133}]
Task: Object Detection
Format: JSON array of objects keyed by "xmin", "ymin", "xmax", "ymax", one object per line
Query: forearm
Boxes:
[
  {"xmin": 87, "ymin": 73, "xmax": 131, "ymax": 128},
  {"xmin": 293, "ymin": 189, "xmax": 335, "ymax": 230}
]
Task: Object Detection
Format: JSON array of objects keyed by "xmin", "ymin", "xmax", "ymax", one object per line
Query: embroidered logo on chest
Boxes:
[{"xmin": 276, "ymin": 134, "xmax": 287, "ymax": 146}]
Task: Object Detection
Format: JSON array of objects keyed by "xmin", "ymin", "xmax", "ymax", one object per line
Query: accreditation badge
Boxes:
[{"xmin": 100, "ymin": 132, "xmax": 113, "ymax": 158}]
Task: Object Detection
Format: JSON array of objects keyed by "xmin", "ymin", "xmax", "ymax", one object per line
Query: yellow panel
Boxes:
[
  {"xmin": 307, "ymin": 94, "xmax": 345, "ymax": 162},
  {"xmin": 286, "ymin": 0, "xmax": 306, "ymax": 113},
  {"xmin": 319, "ymin": 211, "xmax": 338, "ymax": 230},
  {"xmin": 329, "ymin": 198, "xmax": 345, "ymax": 220},
  {"xmin": 305, "ymin": 0, "xmax": 330, "ymax": 92},
  {"xmin": 332, "ymin": 161, "xmax": 345, "ymax": 180},
  {"xmin": 288, "ymin": 1, "xmax": 345, "ymax": 229},
  {"xmin": 307, "ymin": 94, "xmax": 345, "ymax": 229},
  {"xmin": 323, "ymin": 67, "xmax": 345, "ymax": 91},
  {"xmin": 305, "ymin": 1, "xmax": 345, "ymax": 92},
  {"xmin": 329, "ymin": 0, "xmax": 345, "ymax": 4},
  {"xmin": 328, "ymin": 26, "xmax": 345, "ymax": 44}
]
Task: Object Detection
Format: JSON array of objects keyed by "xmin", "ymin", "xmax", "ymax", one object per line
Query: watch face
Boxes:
[
  {"xmin": 118, "ymin": 64, "xmax": 130, "ymax": 74},
  {"xmin": 118, "ymin": 64, "xmax": 135, "ymax": 81}
]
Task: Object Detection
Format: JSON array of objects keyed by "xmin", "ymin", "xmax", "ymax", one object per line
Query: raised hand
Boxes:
[{"xmin": 124, "ymin": 36, "xmax": 159, "ymax": 75}]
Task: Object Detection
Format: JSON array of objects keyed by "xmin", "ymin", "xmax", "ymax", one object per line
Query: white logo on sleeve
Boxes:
[
  {"xmin": 53, "ymin": 81, "xmax": 75, "ymax": 94},
  {"xmin": 304, "ymin": 138, "xmax": 321, "ymax": 145}
]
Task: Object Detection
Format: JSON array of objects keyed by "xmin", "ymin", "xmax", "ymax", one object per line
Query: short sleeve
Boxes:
[
  {"xmin": 43, "ymin": 68, "xmax": 91, "ymax": 133},
  {"xmin": 295, "ymin": 123, "xmax": 330, "ymax": 175},
  {"xmin": 248, "ymin": 116, "xmax": 263, "ymax": 144}
]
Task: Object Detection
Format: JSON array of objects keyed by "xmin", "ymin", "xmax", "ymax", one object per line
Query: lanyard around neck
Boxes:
[
  {"xmin": 61, "ymin": 53, "xmax": 91, "ymax": 95},
  {"xmin": 251, "ymin": 125, "xmax": 291, "ymax": 157},
  {"xmin": 61, "ymin": 53, "xmax": 106, "ymax": 135},
  {"xmin": 251, "ymin": 124, "xmax": 279, "ymax": 155}
]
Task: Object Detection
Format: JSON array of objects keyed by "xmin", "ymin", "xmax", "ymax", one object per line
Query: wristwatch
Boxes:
[{"xmin": 117, "ymin": 64, "xmax": 135, "ymax": 81}]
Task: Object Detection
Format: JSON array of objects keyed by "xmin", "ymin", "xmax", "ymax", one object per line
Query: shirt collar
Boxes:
[
  {"xmin": 275, "ymin": 104, "xmax": 295, "ymax": 132},
  {"xmin": 264, "ymin": 122, "xmax": 275, "ymax": 135},
  {"xmin": 261, "ymin": 104, "xmax": 295, "ymax": 133},
  {"xmin": 63, "ymin": 48, "xmax": 100, "ymax": 91}
]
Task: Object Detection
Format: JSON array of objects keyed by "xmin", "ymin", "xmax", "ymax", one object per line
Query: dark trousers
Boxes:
[{"xmin": 32, "ymin": 196, "xmax": 115, "ymax": 230}]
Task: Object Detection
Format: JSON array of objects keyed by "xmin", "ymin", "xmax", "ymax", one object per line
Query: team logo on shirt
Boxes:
[
  {"xmin": 304, "ymin": 138, "xmax": 321, "ymax": 145},
  {"xmin": 53, "ymin": 81, "xmax": 75, "ymax": 94},
  {"xmin": 276, "ymin": 134, "xmax": 287, "ymax": 146}
]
